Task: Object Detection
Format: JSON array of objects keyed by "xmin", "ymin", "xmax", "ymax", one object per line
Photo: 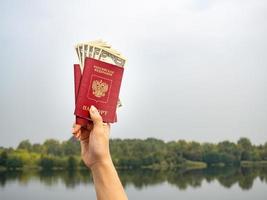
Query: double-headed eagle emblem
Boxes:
[{"xmin": 92, "ymin": 80, "xmax": 109, "ymax": 98}]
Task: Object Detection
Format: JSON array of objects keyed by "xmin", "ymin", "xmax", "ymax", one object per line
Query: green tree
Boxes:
[
  {"xmin": 32, "ymin": 143, "xmax": 43, "ymax": 153},
  {"xmin": 220, "ymin": 153, "xmax": 236, "ymax": 165},
  {"xmin": 217, "ymin": 140, "xmax": 240, "ymax": 164},
  {"xmin": 166, "ymin": 141, "xmax": 185, "ymax": 167},
  {"xmin": 43, "ymin": 139, "xmax": 62, "ymax": 156},
  {"xmin": 250, "ymin": 150, "xmax": 261, "ymax": 161},
  {"xmin": 202, "ymin": 142, "xmax": 217, "ymax": 153},
  {"xmin": 6, "ymin": 156, "xmax": 23, "ymax": 170},
  {"xmin": 67, "ymin": 156, "xmax": 77, "ymax": 170},
  {"xmin": 183, "ymin": 141, "xmax": 202, "ymax": 161},
  {"xmin": 0, "ymin": 151, "xmax": 8, "ymax": 166},
  {"xmin": 203, "ymin": 151, "xmax": 221, "ymax": 166},
  {"xmin": 238, "ymin": 138, "xmax": 253, "ymax": 161},
  {"xmin": 62, "ymin": 138, "xmax": 80, "ymax": 156},
  {"xmin": 260, "ymin": 144, "xmax": 267, "ymax": 160},
  {"xmin": 39, "ymin": 156, "xmax": 54, "ymax": 170},
  {"xmin": 17, "ymin": 140, "xmax": 32, "ymax": 151}
]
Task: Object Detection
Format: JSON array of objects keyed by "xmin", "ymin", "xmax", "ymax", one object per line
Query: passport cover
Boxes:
[
  {"xmin": 74, "ymin": 58, "xmax": 124, "ymax": 123},
  {"xmin": 74, "ymin": 64, "xmax": 89, "ymax": 126},
  {"xmin": 74, "ymin": 64, "xmax": 117, "ymax": 125}
]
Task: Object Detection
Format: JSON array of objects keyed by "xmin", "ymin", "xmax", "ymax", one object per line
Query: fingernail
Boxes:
[{"xmin": 90, "ymin": 105, "xmax": 97, "ymax": 114}]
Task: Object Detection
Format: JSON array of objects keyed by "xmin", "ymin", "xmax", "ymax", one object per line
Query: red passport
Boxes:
[
  {"xmin": 74, "ymin": 58, "xmax": 124, "ymax": 123},
  {"xmin": 74, "ymin": 64, "xmax": 88, "ymax": 126},
  {"xmin": 74, "ymin": 64, "xmax": 117, "ymax": 125}
]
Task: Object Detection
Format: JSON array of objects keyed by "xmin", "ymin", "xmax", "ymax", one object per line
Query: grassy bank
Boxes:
[
  {"xmin": 3, "ymin": 161, "xmax": 267, "ymax": 172},
  {"xmin": 241, "ymin": 161, "xmax": 267, "ymax": 167}
]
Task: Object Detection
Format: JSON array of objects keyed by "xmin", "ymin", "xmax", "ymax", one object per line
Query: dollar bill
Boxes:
[
  {"xmin": 75, "ymin": 45, "xmax": 80, "ymax": 63},
  {"xmin": 96, "ymin": 47, "xmax": 126, "ymax": 107},
  {"xmin": 78, "ymin": 45, "xmax": 83, "ymax": 67},
  {"xmin": 76, "ymin": 40, "xmax": 112, "ymax": 68},
  {"xmin": 92, "ymin": 45, "xmax": 103, "ymax": 60},
  {"xmin": 98, "ymin": 47, "xmax": 126, "ymax": 67}
]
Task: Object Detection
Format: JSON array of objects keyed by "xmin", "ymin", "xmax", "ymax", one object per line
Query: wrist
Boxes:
[{"xmin": 90, "ymin": 157, "xmax": 113, "ymax": 172}]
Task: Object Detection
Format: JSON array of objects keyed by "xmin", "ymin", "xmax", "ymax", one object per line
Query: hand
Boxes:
[
  {"xmin": 72, "ymin": 106, "xmax": 128, "ymax": 200},
  {"xmin": 72, "ymin": 105, "xmax": 112, "ymax": 169}
]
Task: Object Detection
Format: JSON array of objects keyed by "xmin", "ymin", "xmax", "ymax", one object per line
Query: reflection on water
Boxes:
[{"xmin": 0, "ymin": 167, "xmax": 267, "ymax": 190}]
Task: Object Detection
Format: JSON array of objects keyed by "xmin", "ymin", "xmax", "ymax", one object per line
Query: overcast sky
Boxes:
[{"xmin": 0, "ymin": 0, "xmax": 267, "ymax": 147}]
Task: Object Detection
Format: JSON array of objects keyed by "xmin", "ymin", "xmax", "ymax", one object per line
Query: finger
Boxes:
[
  {"xmin": 87, "ymin": 121, "xmax": 93, "ymax": 131},
  {"xmin": 89, "ymin": 105, "xmax": 103, "ymax": 128},
  {"xmin": 73, "ymin": 130, "xmax": 81, "ymax": 140},
  {"xmin": 72, "ymin": 123, "xmax": 81, "ymax": 140},
  {"xmin": 80, "ymin": 127, "xmax": 90, "ymax": 141},
  {"xmin": 80, "ymin": 134, "xmax": 89, "ymax": 141},
  {"xmin": 72, "ymin": 123, "xmax": 82, "ymax": 134},
  {"xmin": 79, "ymin": 128, "xmax": 89, "ymax": 151}
]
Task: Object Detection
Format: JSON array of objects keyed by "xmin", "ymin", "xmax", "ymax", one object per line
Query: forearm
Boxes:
[{"xmin": 91, "ymin": 158, "xmax": 128, "ymax": 200}]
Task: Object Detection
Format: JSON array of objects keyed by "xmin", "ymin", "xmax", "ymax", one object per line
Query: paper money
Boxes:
[
  {"xmin": 74, "ymin": 40, "xmax": 126, "ymax": 71},
  {"xmin": 76, "ymin": 40, "xmax": 120, "ymax": 69},
  {"xmin": 98, "ymin": 47, "xmax": 126, "ymax": 67}
]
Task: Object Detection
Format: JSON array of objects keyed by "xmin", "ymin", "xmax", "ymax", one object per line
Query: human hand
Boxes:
[{"xmin": 72, "ymin": 105, "xmax": 112, "ymax": 169}]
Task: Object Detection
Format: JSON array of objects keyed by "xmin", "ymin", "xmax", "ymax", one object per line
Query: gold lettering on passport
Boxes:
[
  {"xmin": 82, "ymin": 105, "xmax": 108, "ymax": 116},
  {"xmin": 92, "ymin": 80, "xmax": 109, "ymax": 98},
  {"xmin": 93, "ymin": 65, "xmax": 114, "ymax": 76}
]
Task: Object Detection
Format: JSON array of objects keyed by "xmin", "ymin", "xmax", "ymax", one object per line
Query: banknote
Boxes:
[
  {"xmin": 75, "ymin": 46, "xmax": 80, "ymax": 63},
  {"xmin": 98, "ymin": 47, "xmax": 126, "ymax": 67},
  {"xmin": 77, "ymin": 40, "xmax": 113, "ymax": 69},
  {"xmin": 78, "ymin": 45, "xmax": 83, "ymax": 67},
  {"xmin": 81, "ymin": 44, "xmax": 126, "ymax": 67}
]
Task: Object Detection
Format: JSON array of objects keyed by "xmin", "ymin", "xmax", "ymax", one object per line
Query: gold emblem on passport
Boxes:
[
  {"xmin": 87, "ymin": 75, "xmax": 112, "ymax": 103},
  {"xmin": 92, "ymin": 80, "xmax": 109, "ymax": 98}
]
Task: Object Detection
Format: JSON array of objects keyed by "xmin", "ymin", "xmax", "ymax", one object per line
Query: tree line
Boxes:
[{"xmin": 0, "ymin": 137, "xmax": 267, "ymax": 170}]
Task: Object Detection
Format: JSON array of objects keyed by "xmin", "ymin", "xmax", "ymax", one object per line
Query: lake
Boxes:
[{"xmin": 0, "ymin": 167, "xmax": 267, "ymax": 200}]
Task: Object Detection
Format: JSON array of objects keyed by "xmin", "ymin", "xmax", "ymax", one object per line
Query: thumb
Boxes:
[{"xmin": 89, "ymin": 105, "xmax": 103, "ymax": 127}]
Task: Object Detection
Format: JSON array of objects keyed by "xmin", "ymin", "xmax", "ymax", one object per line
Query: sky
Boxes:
[{"xmin": 0, "ymin": 0, "xmax": 267, "ymax": 147}]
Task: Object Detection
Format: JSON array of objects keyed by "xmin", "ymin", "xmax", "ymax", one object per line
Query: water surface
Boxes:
[{"xmin": 1, "ymin": 167, "xmax": 266, "ymax": 200}]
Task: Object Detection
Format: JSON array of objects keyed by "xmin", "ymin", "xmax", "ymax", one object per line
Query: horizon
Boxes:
[{"xmin": 1, "ymin": 135, "xmax": 266, "ymax": 149}]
